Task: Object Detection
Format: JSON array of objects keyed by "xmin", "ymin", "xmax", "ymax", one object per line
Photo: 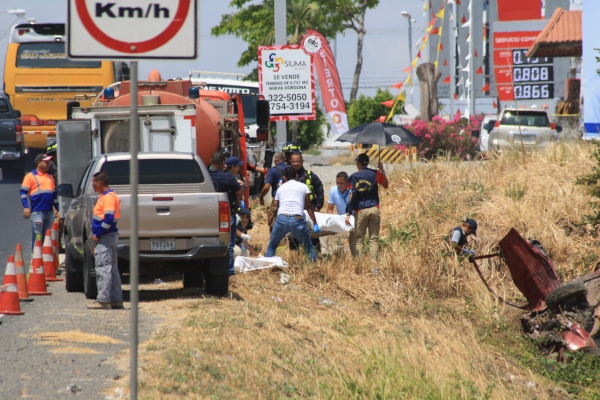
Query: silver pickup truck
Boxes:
[{"xmin": 57, "ymin": 152, "xmax": 232, "ymax": 298}]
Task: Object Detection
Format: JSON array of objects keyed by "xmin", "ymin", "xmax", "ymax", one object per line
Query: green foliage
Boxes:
[
  {"xmin": 347, "ymin": 88, "xmax": 403, "ymax": 127},
  {"xmin": 296, "ymin": 106, "xmax": 326, "ymax": 149},
  {"xmin": 576, "ymin": 141, "xmax": 600, "ymax": 226},
  {"xmin": 504, "ymin": 181, "xmax": 527, "ymax": 200}
]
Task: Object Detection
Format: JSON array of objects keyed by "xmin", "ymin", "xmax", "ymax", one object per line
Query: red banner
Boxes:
[
  {"xmin": 497, "ymin": 0, "xmax": 542, "ymax": 22},
  {"xmin": 303, "ymin": 29, "xmax": 348, "ymax": 136}
]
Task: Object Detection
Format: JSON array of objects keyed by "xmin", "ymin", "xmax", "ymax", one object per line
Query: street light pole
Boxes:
[{"xmin": 401, "ymin": 11, "xmax": 413, "ymax": 105}]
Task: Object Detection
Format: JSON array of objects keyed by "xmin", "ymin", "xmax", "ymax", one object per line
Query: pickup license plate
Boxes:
[
  {"xmin": 518, "ymin": 135, "xmax": 536, "ymax": 145},
  {"xmin": 150, "ymin": 238, "xmax": 175, "ymax": 251}
]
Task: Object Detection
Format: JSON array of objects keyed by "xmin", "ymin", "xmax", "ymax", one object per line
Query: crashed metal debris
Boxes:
[{"xmin": 470, "ymin": 228, "xmax": 600, "ymax": 357}]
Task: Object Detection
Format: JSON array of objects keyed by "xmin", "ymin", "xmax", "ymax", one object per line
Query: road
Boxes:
[{"xmin": 0, "ymin": 182, "xmax": 163, "ymax": 399}]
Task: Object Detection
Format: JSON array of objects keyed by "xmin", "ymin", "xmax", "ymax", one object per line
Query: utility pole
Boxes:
[
  {"xmin": 274, "ymin": 0, "xmax": 287, "ymax": 146},
  {"xmin": 401, "ymin": 11, "xmax": 413, "ymax": 105},
  {"xmin": 468, "ymin": 0, "xmax": 475, "ymax": 117}
]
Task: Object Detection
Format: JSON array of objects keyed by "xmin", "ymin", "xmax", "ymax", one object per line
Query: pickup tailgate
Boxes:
[
  {"xmin": 112, "ymin": 184, "xmax": 226, "ymax": 238},
  {"xmin": 0, "ymin": 120, "xmax": 16, "ymax": 149}
]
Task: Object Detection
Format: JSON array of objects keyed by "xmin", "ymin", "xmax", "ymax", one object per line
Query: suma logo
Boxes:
[{"xmin": 265, "ymin": 53, "xmax": 284, "ymax": 72}]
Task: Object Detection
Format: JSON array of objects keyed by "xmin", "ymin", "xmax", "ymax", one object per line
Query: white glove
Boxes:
[{"xmin": 241, "ymin": 233, "xmax": 252, "ymax": 241}]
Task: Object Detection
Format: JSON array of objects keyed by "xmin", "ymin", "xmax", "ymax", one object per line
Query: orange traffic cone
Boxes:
[
  {"xmin": 27, "ymin": 237, "xmax": 51, "ymax": 296},
  {"xmin": 43, "ymin": 229, "xmax": 62, "ymax": 282},
  {"xmin": 0, "ymin": 255, "xmax": 24, "ymax": 315},
  {"xmin": 14, "ymin": 244, "xmax": 33, "ymax": 302},
  {"xmin": 51, "ymin": 222, "xmax": 61, "ymax": 275}
]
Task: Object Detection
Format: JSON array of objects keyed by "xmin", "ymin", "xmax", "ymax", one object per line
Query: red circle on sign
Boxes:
[{"xmin": 75, "ymin": 0, "xmax": 190, "ymax": 53}]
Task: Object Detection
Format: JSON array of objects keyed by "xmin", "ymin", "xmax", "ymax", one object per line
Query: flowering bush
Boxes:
[{"xmin": 407, "ymin": 114, "xmax": 485, "ymax": 160}]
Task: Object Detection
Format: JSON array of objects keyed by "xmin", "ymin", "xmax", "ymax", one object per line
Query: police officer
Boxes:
[
  {"xmin": 450, "ymin": 219, "xmax": 478, "ymax": 257},
  {"xmin": 209, "ymin": 151, "xmax": 244, "ymax": 276},
  {"xmin": 87, "ymin": 172, "xmax": 123, "ymax": 310},
  {"xmin": 289, "ymin": 151, "xmax": 324, "ymax": 252}
]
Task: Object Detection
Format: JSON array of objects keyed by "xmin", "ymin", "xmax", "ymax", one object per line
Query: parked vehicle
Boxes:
[
  {"xmin": 189, "ymin": 70, "xmax": 269, "ymax": 193},
  {"xmin": 57, "ymin": 152, "xmax": 232, "ymax": 297},
  {"xmin": 3, "ymin": 23, "xmax": 128, "ymax": 170},
  {"xmin": 0, "ymin": 92, "xmax": 23, "ymax": 181},
  {"xmin": 488, "ymin": 108, "xmax": 561, "ymax": 151},
  {"xmin": 476, "ymin": 114, "xmax": 497, "ymax": 154}
]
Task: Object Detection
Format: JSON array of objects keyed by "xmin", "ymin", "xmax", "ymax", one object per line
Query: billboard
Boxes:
[
  {"xmin": 258, "ymin": 45, "xmax": 316, "ymax": 121},
  {"xmin": 583, "ymin": 1, "xmax": 600, "ymax": 137}
]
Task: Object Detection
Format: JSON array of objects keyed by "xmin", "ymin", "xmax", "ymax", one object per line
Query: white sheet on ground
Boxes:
[
  {"xmin": 304, "ymin": 211, "xmax": 354, "ymax": 238},
  {"xmin": 234, "ymin": 256, "xmax": 289, "ymax": 274}
]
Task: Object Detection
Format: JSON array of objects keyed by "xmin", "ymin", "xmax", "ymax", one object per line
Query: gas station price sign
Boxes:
[
  {"xmin": 258, "ymin": 45, "xmax": 316, "ymax": 121},
  {"xmin": 511, "ymin": 49, "xmax": 554, "ymax": 100}
]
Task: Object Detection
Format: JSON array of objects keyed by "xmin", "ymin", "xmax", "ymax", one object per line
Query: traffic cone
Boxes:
[
  {"xmin": 14, "ymin": 244, "xmax": 33, "ymax": 302},
  {"xmin": 27, "ymin": 237, "xmax": 51, "ymax": 295},
  {"xmin": 43, "ymin": 229, "xmax": 62, "ymax": 282},
  {"xmin": 0, "ymin": 255, "xmax": 24, "ymax": 315},
  {"xmin": 51, "ymin": 222, "xmax": 61, "ymax": 275}
]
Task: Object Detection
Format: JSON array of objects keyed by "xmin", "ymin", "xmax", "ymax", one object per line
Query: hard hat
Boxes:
[
  {"xmin": 282, "ymin": 142, "xmax": 301, "ymax": 153},
  {"xmin": 47, "ymin": 140, "xmax": 57, "ymax": 153}
]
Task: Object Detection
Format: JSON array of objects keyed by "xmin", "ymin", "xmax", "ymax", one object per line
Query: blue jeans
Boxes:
[
  {"xmin": 228, "ymin": 215, "xmax": 236, "ymax": 275},
  {"xmin": 266, "ymin": 214, "xmax": 316, "ymax": 262},
  {"xmin": 31, "ymin": 210, "xmax": 54, "ymax": 251},
  {"xmin": 94, "ymin": 232, "xmax": 122, "ymax": 303}
]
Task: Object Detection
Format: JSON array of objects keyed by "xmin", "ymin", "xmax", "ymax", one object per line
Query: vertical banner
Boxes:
[
  {"xmin": 258, "ymin": 45, "xmax": 316, "ymax": 121},
  {"xmin": 302, "ymin": 29, "xmax": 349, "ymax": 136},
  {"xmin": 583, "ymin": 1, "xmax": 600, "ymax": 138}
]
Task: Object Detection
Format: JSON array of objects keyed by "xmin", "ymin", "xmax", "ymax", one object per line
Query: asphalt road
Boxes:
[{"xmin": 0, "ymin": 181, "xmax": 161, "ymax": 399}]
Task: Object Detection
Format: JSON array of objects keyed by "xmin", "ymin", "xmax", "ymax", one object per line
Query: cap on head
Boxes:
[
  {"xmin": 463, "ymin": 219, "xmax": 478, "ymax": 236},
  {"xmin": 35, "ymin": 153, "xmax": 52, "ymax": 164},
  {"xmin": 237, "ymin": 207, "xmax": 251, "ymax": 216},
  {"xmin": 355, "ymin": 153, "xmax": 369, "ymax": 165},
  {"xmin": 225, "ymin": 156, "xmax": 244, "ymax": 167}
]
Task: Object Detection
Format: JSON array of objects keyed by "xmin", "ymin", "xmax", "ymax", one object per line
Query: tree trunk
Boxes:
[
  {"xmin": 349, "ymin": 27, "xmax": 365, "ymax": 101},
  {"xmin": 416, "ymin": 62, "xmax": 442, "ymax": 122},
  {"xmin": 292, "ymin": 120, "xmax": 298, "ymax": 142}
]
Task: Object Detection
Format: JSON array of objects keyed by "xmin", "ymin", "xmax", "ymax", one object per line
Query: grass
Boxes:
[{"xmin": 116, "ymin": 143, "xmax": 600, "ymax": 399}]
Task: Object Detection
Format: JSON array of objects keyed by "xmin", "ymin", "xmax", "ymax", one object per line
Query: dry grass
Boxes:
[{"xmin": 118, "ymin": 143, "xmax": 600, "ymax": 399}]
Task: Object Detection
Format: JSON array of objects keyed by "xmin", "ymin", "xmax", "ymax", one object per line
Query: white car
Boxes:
[{"xmin": 478, "ymin": 115, "xmax": 498, "ymax": 153}]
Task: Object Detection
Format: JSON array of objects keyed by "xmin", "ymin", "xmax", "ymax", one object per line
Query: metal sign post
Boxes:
[
  {"xmin": 67, "ymin": 2, "xmax": 197, "ymax": 398},
  {"xmin": 128, "ymin": 61, "xmax": 139, "ymax": 399}
]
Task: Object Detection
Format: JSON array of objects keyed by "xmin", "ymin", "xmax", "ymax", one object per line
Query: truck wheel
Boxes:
[
  {"xmin": 204, "ymin": 273, "xmax": 229, "ymax": 296},
  {"xmin": 83, "ymin": 240, "xmax": 98, "ymax": 299},
  {"xmin": 183, "ymin": 270, "xmax": 204, "ymax": 288},
  {"xmin": 546, "ymin": 281, "xmax": 587, "ymax": 309},
  {"xmin": 64, "ymin": 237, "xmax": 84, "ymax": 293},
  {"xmin": 253, "ymin": 173, "xmax": 264, "ymax": 196},
  {"xmin": 204, "ymin": 256, "xmax": 229, "ymax": 295}
]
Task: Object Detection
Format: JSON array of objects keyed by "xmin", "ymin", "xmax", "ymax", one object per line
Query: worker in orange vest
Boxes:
[
  {"xmin": 87, "ymin": 171, "xmax": 123, "ymax": 310},
  {"xmin": 20, "ymin": 153, "xmax": 59, "ymax": 250}
]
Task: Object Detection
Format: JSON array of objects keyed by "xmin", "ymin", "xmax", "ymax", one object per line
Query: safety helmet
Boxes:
[
  {"xmin": 282, "ymin": 142, "xmax": 301, "ymax": 153},
  {"xmin": 47, "ymin": 140, "xmax": 57, "ymax": 153}
]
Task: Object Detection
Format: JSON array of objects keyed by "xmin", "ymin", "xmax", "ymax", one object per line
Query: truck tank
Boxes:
[{"xmin": 104, "ymin": 70, "xmax": 229, "ymax": 166}]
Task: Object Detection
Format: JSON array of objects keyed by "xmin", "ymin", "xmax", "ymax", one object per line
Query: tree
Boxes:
[
  {"xmin": 297, "ymin": 107, "xmax": 326, "ymax": 149},
  {"xmin": 323, "ymin": 0, "xmax": 379, "ymax": 101},
  {"xmin": 212, "ymin": 0, "xmax": 379, "ymax": 100},
  {"xmin": 347, "ymin": 88, "xmax": 403, "ymax": 127},
  {"xmin": 416, "ymin": 62, "xmax": 441, "ymax": 122}
]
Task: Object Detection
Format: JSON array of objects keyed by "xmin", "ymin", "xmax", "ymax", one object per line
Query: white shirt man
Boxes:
[{"xmin": 265, "ymin": 166, "xmax": 319, "ymax": 262}]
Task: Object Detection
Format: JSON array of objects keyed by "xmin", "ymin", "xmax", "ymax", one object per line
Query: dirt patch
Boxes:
[
  {"xmin": 49, "ymin": 347, "xmax": 100, "ymax": 354},
  {"xmin": 33, "ymin": 330, "xmax": 124, "ymax": 345}
]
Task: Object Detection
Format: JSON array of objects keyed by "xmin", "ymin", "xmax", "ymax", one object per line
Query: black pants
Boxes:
[{"xmin": 288, "ymin": 236, "xmax": 321, "ymax": 253}]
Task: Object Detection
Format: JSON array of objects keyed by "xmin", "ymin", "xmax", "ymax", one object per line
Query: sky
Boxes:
[{"xmin": 0, "ymin": 0, "xmax": 426, "ymax": 104}]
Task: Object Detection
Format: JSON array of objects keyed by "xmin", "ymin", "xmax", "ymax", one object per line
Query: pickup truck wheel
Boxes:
[
  {"xmin": 83, "ymin": 240, "xmax": 98, "ymax": 299},
  {"xmin": 64, "ymin": 238, "xmax": 84, "ymax": 293},
  {"xmin": 183, "ymin": 270, "xmax": 204, "ymax": 288},
  {"xmin": 204, "ymin": 272, "xmax": 229, "ymax": 296}
]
